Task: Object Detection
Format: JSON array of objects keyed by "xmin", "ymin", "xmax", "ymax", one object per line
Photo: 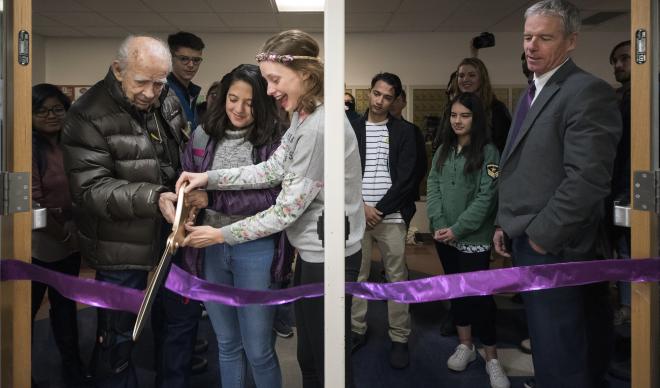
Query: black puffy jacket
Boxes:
[{"xmin": 62, "ymin": 69, "xmax": 186, "ymax": 271}]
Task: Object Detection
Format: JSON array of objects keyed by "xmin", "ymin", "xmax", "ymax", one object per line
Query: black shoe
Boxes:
[
  {"xmin": 523, "ymin": 378, "xmax": 536, "ymax": 388},
  {"xmin": 194, "ymin": 338, "xmax": 209, "ymax": 354},
  {"xmin": 274, "ymin": 319, "xmax": 294, "ymax": 338},
  {"xmin": 191, "ymin": 355, "xmax": 208, "ymax": 375},
  {"xmin": 440, "ymin": 313, "xmax": 456, "ymax": 336},
  {"xmin": 62, "ymin": 360, "xmax": 93, "ymax": 387},
  {"xmin": 389, "ymin": 342, "xmax": 409, "ymax": 369},
  {"xmin": 351, "ymin": 331, "xmax": 367, "ymax": 353}
]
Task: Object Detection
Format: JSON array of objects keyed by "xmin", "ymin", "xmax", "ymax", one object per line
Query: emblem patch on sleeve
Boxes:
[{"xmin": 487, "ymin": 163, "xmax": 499, "ymax": 179}]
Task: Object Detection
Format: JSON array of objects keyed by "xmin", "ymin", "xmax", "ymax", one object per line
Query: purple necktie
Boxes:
[{"xmin": 504, "ymin": 81, "xmax": 536, "ymax": 157}]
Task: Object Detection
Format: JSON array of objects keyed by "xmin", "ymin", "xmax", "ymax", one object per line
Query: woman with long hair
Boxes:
[
  {"xmin": 31, "ymin": 83, "xmax": 89, "ymax": 386},
  {"xmin": 427, "ymin": 92, "xmax": 510, "ymax": 388},
  {"xmin": 173, "ymin": 30, "xmax": 365, "ymax": 388},
  {"xmin": 178, "ymin": 64, "xmax": 292, "ymax": 388},
  {"xmin": 455, "ymin": 57, "xmax": 512, "ymax": 153}
]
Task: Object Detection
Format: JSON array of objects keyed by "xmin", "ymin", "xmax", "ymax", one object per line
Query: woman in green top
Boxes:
[{"xmin": 427, "ymin": 92, "xmax": 509, "ymax": 388}]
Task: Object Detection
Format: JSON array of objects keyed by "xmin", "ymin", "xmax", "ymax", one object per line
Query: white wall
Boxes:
[{"xmin": 38, "ymin": 31, "xmax": 628, "ymax": 93}]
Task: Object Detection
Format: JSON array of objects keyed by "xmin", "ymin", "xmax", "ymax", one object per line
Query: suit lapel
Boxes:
[{"xmin": 501, "ymin": 59, "xmax": 576, "ymax": 166}]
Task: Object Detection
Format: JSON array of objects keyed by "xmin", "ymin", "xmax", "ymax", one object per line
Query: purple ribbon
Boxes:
[
  {"xmin": 2, "ymin": 258, "xmax": 660, "ymax": 312},
  {"xmin": 1, "ymin": 259, "xmax": 143, "ymax": 313}
]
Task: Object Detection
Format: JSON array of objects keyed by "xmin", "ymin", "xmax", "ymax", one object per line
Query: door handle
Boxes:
[
  {"xmin": 613, "ymin": 201, "xmax": 631, "ymax": 228},
  {"xmin": 32, "ymin": 207, "xmax": 47, "ymax": 230}
]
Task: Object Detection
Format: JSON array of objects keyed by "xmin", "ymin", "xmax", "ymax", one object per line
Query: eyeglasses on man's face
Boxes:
[
  {"xmin": 34, "ymin": 106, "xmax": 66, "ymax": 118},
  {"xmin": 174, "ymin": 54, "xmax": 203, "ymax": 65}
]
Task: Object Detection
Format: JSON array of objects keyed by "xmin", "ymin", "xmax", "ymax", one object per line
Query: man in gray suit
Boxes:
[{"xmin": 493, "ymin": 1, "xmax": 621, "ymax": 387}]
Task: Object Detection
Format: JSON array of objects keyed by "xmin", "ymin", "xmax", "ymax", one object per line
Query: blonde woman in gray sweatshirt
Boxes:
[{"xmin": 173, "ymin": 30, "xmax": 365, "ymax": 388}]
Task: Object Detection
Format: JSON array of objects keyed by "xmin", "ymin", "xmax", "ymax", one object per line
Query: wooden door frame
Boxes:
[
  {"xmin": 0, "ymin": 0, "xmax": 32, "ymax": 386},
  {"xmin": 630, "ymin": 0, "xmax": 660, "ymax": 387}
]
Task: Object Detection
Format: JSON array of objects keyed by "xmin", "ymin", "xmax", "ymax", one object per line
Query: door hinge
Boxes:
[
  {"xmin": 633, "ymin": 170, "xmax": 660, "ymax": 214},
  {"xmin": 0, "ymin": 172, "xmax": 30, "ymax": 215}
]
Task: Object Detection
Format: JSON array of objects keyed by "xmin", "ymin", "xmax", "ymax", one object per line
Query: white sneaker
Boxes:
[
  {"xmin": 447, "ymin": 344, "xmax": 477, "ymax": 371},
  {"xmin": 485, "ymin": 359, "xmax": 511, "ymax": 388}
]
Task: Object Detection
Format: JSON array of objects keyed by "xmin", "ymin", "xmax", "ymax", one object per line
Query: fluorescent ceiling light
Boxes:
[{"xmin": 275, "ymin": 0, "xmax": 324, "ymax": 12}]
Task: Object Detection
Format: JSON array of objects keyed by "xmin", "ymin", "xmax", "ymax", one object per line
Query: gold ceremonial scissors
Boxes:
[{"xmin": 132, "ymin": 183, "xmax": 191, "ymax": 341}]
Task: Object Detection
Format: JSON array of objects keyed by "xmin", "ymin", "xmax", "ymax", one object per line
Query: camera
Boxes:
[{"xmin": 472, "ymin": 32, "xmax": 495, "ymax": 50}]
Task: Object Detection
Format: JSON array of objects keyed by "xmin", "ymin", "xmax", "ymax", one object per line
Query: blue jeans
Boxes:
[
  {"xmin": 204, "ymin": 238, "xmax": 281, "ymax": 388},
  {"xmin": 93, "ymin": 269, "xmax": 147, "ymax": 388}
]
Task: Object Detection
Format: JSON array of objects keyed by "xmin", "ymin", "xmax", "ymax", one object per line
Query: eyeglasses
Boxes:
[
  {"xmin": 34, "ymin": 106, "xmax": 66, "ymax": 118},
  {"xmin": 174, "ymin": 55, "xmax": 203, "ymax": 65}
]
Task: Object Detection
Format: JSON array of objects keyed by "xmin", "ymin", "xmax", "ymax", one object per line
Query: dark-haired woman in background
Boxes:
[
  {"xmin": 455, "ymin": 57, "xmax": 511, "ymax": 154},
  {"xmin": 426, "ymin": 92, "xmax": 509, "ymax": 388},
  {"xmin": 178, "ymin": 64, "xmax": 291, "ymax": 388},
  {"xmin": 31, "ymin": 83, "xmax": 89, "ymax": 386}
]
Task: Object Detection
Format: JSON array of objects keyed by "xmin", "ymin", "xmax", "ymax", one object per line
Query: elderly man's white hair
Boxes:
[{"xmin": 116, "ymin": 35, "xmax": 172, "ymax": 74}]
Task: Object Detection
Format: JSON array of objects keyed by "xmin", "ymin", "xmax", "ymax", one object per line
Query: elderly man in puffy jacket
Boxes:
[{"xmin": 62, "ymin": 35, "xmax": 188, "ymax": 388}]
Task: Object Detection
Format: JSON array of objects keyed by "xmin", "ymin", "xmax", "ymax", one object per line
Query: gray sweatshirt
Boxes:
[{"xmin": 207, "ymin": 105, "xmax": 365, "ymax": 263}]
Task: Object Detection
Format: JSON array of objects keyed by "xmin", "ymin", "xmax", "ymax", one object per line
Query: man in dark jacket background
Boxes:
[
  {"xmin": 167, "ymin": 31, "xmax": 204, "ymax": 135},
  {"xmin": 62, "ymin": 35, "xmax": 188, "ymax": 388},
  {"xmin": 350, "ymin": 72, "xmax": 419, "ymax": 369},
  {"xmin": 389, "ymin": 88, "xmax": 428, "ymax": 201}
]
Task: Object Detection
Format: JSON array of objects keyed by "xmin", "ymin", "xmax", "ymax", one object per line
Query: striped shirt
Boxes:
[{"xmin": 362, "ymin": 120, "xmax": 403, "ymax": 223}]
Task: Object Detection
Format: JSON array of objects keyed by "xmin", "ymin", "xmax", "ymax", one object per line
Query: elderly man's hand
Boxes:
[
  {"xmin": 158, "ymin": 192, "xmax": 177, "ymax": 224},
  {"xmin": 185, "ymin": 190, "xmax": 208, "ymax": 209}
]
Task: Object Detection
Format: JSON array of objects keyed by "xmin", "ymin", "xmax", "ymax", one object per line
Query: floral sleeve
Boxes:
[
  {"xmin": 206, "ymin": 140, "xmax": 288, "ymax": 190},
  {"xmin": 219, "ymin": 121, "xmax": 325, "ymax": 245}
]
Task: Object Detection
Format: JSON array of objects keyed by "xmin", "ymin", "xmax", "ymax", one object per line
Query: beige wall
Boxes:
[
  {"xmin": 36, "ymin": 31, "xmax": 628, "ymax": 92},
  {"xmin": 32, "ymin": 34, "xmax": 46, "ymax": 85}
]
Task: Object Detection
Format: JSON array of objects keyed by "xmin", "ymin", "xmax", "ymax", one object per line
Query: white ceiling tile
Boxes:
[
  {"xmin": 104, "ymin": 12, "xmax": 173, "ymax": 27},
  {"xmin": 207, "ymin": 0, "xmax": 275, "ymax": 13},
  {"xmin": 219, "ymin": 13, "xmax": 278, "ymax": 28},
  {"xmin": 277, "ymin": 13, "xmax": 324, "ymax": 29},
  {"xmin": 33, "ymin": 0, "xmax": 89, "ymax": 13},
  {"xmin": 33, "ymin": 13, "xmax": 64, "ymax": 28},
  {"xmin": 181, "ymin": 26, "xmax": 233, "ymax": 33},
  {"xmin": 488, "ymin": 9, "xmax": 526, "ymax": 32},
  {"xmin": 347, "ymin": 0, "xmax": 401, "ymax": 13},
  {"xmin": 571, "ymin": 0, "xmax": 629, "ymax": 11},
  {"xmin": 81, "ymin": 0, "xmax": 151, "ymax": 12},
  {"xmin": 227, "ymin": 27, "xmax": 282, "ymax": 33},
  {"xmin": 41, "ymin": 12, "xmax": 117, "ymax": 27},
  {"xmin": 142, "ymin": 0, "xmax": 214, "ymax": 13},
  {"xmin": 347, "ymin": 13, "xmax": 392, "ymax": 29},
  {"xmin": 33, "ymin": 26, "xmax": 86, "ymax": 37},
  {"xmin": 76, "ymin": 27, "xmax": 132, "ymax": 37},
  {"xmin": 398, "ymin": 0, "xmax": 462, "ymax": 13},
  {"xmin": 441, "ymin": 0, "xmax": 526, "ymax": 29},
  {"xmin": 387, "ymin": 13, "xmax": 443, "ymax": 32},
  {"xmin": 159, "ymin": 13, "xmax": 226, "ymax": 28}
]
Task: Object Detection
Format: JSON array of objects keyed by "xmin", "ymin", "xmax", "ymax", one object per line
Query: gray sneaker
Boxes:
[{"xmin": 447, "ymin": 344, "xmax": 476, "ymax": 371}]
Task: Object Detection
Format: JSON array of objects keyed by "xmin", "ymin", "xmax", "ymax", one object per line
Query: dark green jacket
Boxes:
[{"xmin": 426, "ymin": 143, "xmax": 499, "ymax": 245}]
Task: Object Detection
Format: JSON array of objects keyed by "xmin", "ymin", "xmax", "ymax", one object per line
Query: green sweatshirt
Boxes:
[{"xmin": 426, "ymin": 143, "xmax": 500, "ymax": 245}]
